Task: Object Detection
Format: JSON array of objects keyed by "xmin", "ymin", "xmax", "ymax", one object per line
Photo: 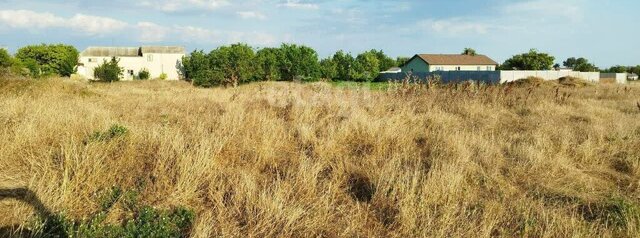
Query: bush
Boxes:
[
  {"xmin": 35, "ymin": 186, "xmax": 195, "ymax": 238},
  {"xmin": 15, "ymin": 44, "xmax": 78, "ymax": 77},
  {"xmin": 0, "ymin": 48, "xmax": 12, "ymax": 68},
  {"xmin": 94, "ymin": 57, "xmax": 123, "ymax": 82},
  {"xmin": 159, "ymin": 73, "xmax": 168, "ymax": 80},
  {"xmin": 88, "ymin": 124, "xmax": 129, "ymax": 142},
  {"xmin": 192, "ymin": 70, "xmax": 224, "ymax": 88},
  {"xmin": 138, "ymin": 69, "xmax": 150, "ymax": 80}
]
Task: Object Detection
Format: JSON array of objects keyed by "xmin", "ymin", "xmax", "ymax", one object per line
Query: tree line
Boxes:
[
  {"xmin": 181, "ymin": 43, "xmax": 407, "ymax": 87},
  {"xmin": 2, "ymin": 43, "xmax": 638, "ymax": 84}
]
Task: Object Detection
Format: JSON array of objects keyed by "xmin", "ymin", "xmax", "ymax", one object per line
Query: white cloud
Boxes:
[
  {"xmin": 279, "ymin": 0, "xmax": 319, "ymax": 10},
  {"xmin": 136, "ymin": 22, "xmax": 170, "ymax": 43},
  {"xmin": 502, "ymin": 0, "xmax": 583, "ymax": 22},
  {"xmin": 0, "ymin": 10, "xmax": 65, "ymax": 28},
  {"xmin": 68, "ymin": 14, "xmax": 128, "ymax": 35},
  {"xmin": 139, "ymin": 0, "xmax": 230, "ymax": 12},
  {"xmin": 228, "ymin": 31, "xmax": 277, "ymax": 46},
  {"xmin": 236, "ymin": 11, "xmax": 266, "ymax": 20},
  {"xmin": 0, "ymin": 10, "xmax": 127, "ymax": 35}
]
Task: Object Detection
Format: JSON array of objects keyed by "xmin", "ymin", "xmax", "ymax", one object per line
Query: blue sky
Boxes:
[{"xmin": 0, "ymin": 0, "xmax": 637, "ymax": 67}]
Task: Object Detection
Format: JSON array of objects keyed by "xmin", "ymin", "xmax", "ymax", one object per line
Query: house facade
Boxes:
[
  {"xmin": 401, "ymin": 54, "xmax": 498, "ymax": 73},
  {"xmin": 77, "ymin": 46, "xmax": 185, "ymax": 80}
]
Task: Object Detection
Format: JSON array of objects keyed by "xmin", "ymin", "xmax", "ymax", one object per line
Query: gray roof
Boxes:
[{"xmin": 81, "ymin": 46, "xmax": 184, "ymax": 57}]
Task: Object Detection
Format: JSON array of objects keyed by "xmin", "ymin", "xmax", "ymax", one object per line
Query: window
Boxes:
[
  {"xmin": 487, "ymin": 66, "xmax": 492, "ymax": 71},
  {"xmin": 88, "ymin": 58, "xmax": 97, "ymax": 63},
  {"xmin": 147, "ymin": 55, "xmax": 153, "ymax": 62},
  {"xmin": 477, "ymin": 66, "xmax": 481, "ymax": 71},
  {"xmin": 127, "ymin": 70, "xmax": 134, "ymax": 76},
  {"xmin": 456, "ymin": 66, "xmax": 461, "ymax": 71}
]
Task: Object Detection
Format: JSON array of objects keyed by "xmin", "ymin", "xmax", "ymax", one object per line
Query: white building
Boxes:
[
  {"xmin": 629, "ymin": 73, "xmax": 639, "ymax": 81},
  {"xmin": 77, "ymin": 46, "xmax": 185, "ymax": 80}
]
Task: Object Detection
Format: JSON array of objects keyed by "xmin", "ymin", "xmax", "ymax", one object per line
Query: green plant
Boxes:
[
  {"xmin": 88, "ymin": 124, "xmax": 129, "ymax": 142},
  {"xmin": 14, "ymin": 44, "xmax": 78, "ymax": 77},
  {"xmin": 138, "ymin": 69, "xmax": 150, "ymax": 80},
  {"xmin": 0, "ymin": 48, "xmax": 12, "ymax": 68},
  {"xmin": 159, "ymin": 73, "xmax": 168, "ymax": 80},
  {"xmin": 94, "ymin": 57, "xmax": 123, "ymax": 82},
  {"xmin": 192, "ymin": 69, "xmax": 225, "ymax": 88}
]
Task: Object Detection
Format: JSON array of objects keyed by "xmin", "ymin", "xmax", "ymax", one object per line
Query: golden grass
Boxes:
[{"xmin": 1, "ymin": 77, "xmax": 640, "ymax": 237}]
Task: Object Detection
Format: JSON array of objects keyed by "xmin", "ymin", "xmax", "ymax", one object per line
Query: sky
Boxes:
[{"xmin": 0, "ymin": 0, "xmax": 637, "ymax": 67}]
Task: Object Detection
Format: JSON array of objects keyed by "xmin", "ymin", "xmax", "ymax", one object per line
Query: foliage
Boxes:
[
  {"xmin": 319, "ymin": 57, "xmax": 338, "ymax": 80},
  {"xmin": 602, "ymin": 65, "xmax": 640, "ymax": 75},
  {"xmin": 192, "ymin": 69, "xmax": 225, "ymax": 88},
  {"xmin": 500, "ymin": 49, "xmax": 555, "ymax": 70},
  {"xmin": 93, "ymin": 57, "xmax": 123, "ymax": 82},
  {"xmin": 0, "ymin": 48, "xmax": 12, "ymax": 68},
  {"xmin": 563, "ymin": 57, "xmax": 598, "ymax": 72},
  {"xmin": 181, "ymin": 50, "xmax": 210, "ymax": 81},
  {"xmin": 34, "ymin": 186, "xmax": 195, "ymax": 238},
  {"xmin": 278, "ymin": 44, "xmax": 320, "ymax": 81},
  {"xmin": 255, "ymin": 47, "xmax": 282, "ymax": 81},
  {"xmin": 332, "ymin": 50, "xmax": 357, "ymax": 81},
  {"xmin": 159, "ymin": 73, "xmax": 168, "ymax": 80},
  {"xmin": 138, "ymin": 68, "xmax": 150, "ymax": 80},
  {"xmin": 354, "ymin": 50, "xmax": 381, "ymax": 82},
  {"xmin": 88, "ymin": 124, "xmax": 129, "ymax": 142},
  {"xmin": 14, "ymin": 44, "xmax": 79, "ymax": 77},
  {"xmin": 209, "ymin": 43, "xmax": 255, "ymax": 87},
  {"xmin": 462, "ymin": 48, "xmax": 477, "ymax": 56},
  {"xmin": 396, "ymin": 56, "xmax": 410, "ymax": 67}
]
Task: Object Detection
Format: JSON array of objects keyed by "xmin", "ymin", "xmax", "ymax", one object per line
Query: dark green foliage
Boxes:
[
  {"xmin": 319, "ymin": 57, "xmax": 337, "ymax": 80},
  {"xmin": 579, "ymin": 197, "xmax": 640, "ymax": 229},
  {"xmin": 93, "ymin": 57, "xmax": 123, "ymax": 82},
  {"xmin": 602, "ymin": 65, "xmax": 640, "ymax": 75},
  {"xmin": 332, "ymin": 50, "xmax": 357, "ymax": 81},
  {"xmin": 192, "ymin": 69, "xmax": 225, "ymax": 88},
  {"xmin": 255, "ymin": 47, "xmax": 282, "ymax": 81},
  {"xmin": 278, "ymin": 43, "xmax": 320, "ymax": 81},
  {"xmin": 563, "ymin": 57, "xmax": 598, "ymax": 72},
  {"xmin": 209, "ymin": 43, "xmax": 255, "ymax": 86},
  {"xmin": 138, "ymin": 69, "xmax": 150, "ymax": 80},
  {"xmin": 396, "ymin": 56, "xmax": 410, "ymax": 67},
  {"xmin": 89, "ymin": 124, "xmax": 129, "ymax": 142},
  {"xmin": 34, "ymin": 187, "xmax": 195, "ymax": 238},
  {"xmin": 181, "ymin": 50, "xmax": 210, "ymax": 80},
  {"xmin": 500, "ymin": 49, "xmax": 555, "ymax": 70},
  {"xmin": 462, "ymin": 48, "xmax": 477, "ymax": 56},
  {"xmin": 14, "ymin": 44, "xmax": 79, "ymax": 77}
]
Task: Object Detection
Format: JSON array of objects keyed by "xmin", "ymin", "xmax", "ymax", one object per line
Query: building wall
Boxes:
[
  {"xmin": 430, "ymin": 65, "xmax": 496, "ymax": 72},
  {"xmin": 78, "ymin": 53, "xmax": 184, "ymax": 80},
  {"xmin": 378, "ymin": 70, "xmax": 613, "ymax": 84},
  {"xmin": 600, "ymin": 73, "xmax": 628, "ymax": 84},
  {"xmin": 400, "ymin": 58, "xmax": 496, "ymax": 73},
  {"xmin": 400, "ymin": 58, "xmax": 430, "ymax": 73},
  {"xmin": 499, "ymin": 71, "xmax": 601, "ymax": 83}
]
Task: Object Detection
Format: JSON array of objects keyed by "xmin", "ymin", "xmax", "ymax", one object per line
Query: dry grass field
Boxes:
[{"xmin": 1, "ymin": 77, "xmax": 639, "ymax": 237}]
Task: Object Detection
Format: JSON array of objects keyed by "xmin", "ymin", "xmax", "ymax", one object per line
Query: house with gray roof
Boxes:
[
  {"xmin": 401, "ymin": 54, "xmax": 498, "ymax": 73},
  {"xmin": 77, "ymin": 46, "xmax": 185, "ymax": 80}
]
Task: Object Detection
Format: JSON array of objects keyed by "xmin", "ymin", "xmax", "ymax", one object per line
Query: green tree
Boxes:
[
  {"xmin": 500, "ymin": 49, "xmax": 555, "ymax": 70},
  {"xmin": 563, "ymin": 57, "xmax": 598, "ymax": 72},
  {"xmin": 462, "ymin": 48, "xmax": 477, "ymax": 56},
  {"xmin": 0, "ymin": 48, "xmax": 12, "ymax": 68},
  {"xmin": 354, "ymin": 50, "xmax": 381, "ymax": 82},
  {"xmin": 319, "ymin": 57, "xmax": 337, "ymax": 80},
  {"xmin": 371, "ymin": 49, "xmax": 395, "ymax": 72},
  {"xmin": 255, "ymin": 47, "xmax": 282, "ymax": 81},
  {"xmin": 94, "ymin": 57, "xmax": 123, "ymax": 82},
  {"xmin": 602, "ymin": 65, "xmax": 627, "ymax": 73},
  {"xmin": 208, "ymin": 43, "xmax": 255, "ymax": 87},
  {"xmin": 396, "ymin": 57, "xmax": 410, "ymax": 67},
  {"xmin": 278, "ymin": 44, "xmax": 320, "ymax": 81},
  {"xmin": 181, "ymin": 50, "xmax": 210, "ymax": 81},
  {"xmin": 332, "ymin": 50, "xmax": 357, "ymax": 81},
  {"xmin": 15, "ymin": 44, "xmax": 78, "ymax": 77}
]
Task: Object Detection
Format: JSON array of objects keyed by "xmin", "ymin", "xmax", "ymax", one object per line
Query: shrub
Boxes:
[
  {"xmin": 192, "ymin": 69, "xmax": 224, "ymax": 88},
  {"xmin": 0, "ymin": 48, "xmax": 12, "ymax": 68},
  {"xmin": 35, "ymin": 186, "xmax": 195, "ymax": 238},
  {"xmin": 94, "ymin": 57, "xmax": 123, "ymax": 82},
  {"xmin": 15, "ymin": 44, "xmax": 79, "ymax": 77},
  {"xmin": 138, "ymin": 69, "xmax": 150, "ymax": 80},
  {"xmin": 159, "ymin": 73, "xmax": 168, "ymax": 80},
  {"xmin": 88, "ymin": 124, "xmax": 129, "ymax": 142}
]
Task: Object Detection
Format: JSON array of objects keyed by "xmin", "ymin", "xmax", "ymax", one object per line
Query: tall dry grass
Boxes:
[{"xmin": 0, "ymin": 77, "xmax": 639, "ymax": 237}]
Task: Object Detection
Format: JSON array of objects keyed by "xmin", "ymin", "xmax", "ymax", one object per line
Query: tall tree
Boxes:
[
  {"xmin": 319, "ymin": 57, "xmax": 337, "ymax": 80},
  {"xmin": 181, "ymin": 50, "xmax": 210, "ymax": 81},
  {"xmin": 396, "ymin": 57, "xmax": 410, "ymax": 67},
  {"xmin": 255, "ymin": 47, "xmax": 282, "ymax": 81},
  {"xmin": 563, "ymin": 57, "xmax": 598, "ymax": 72},
  {"xmin": 500, "ymin": 49, "xmax": 555, "ymax": 70},
  {"xmin": 15, "ymin": 44, "xmax": 78, "ymax": 77},
  {"xmin": 354, "ymin": 50, "xmax": 381, "ymax": 82},
  {"xmin": 332, "ymin": 50, "xmax": 356, "ymax": 81},
  {"xmin": 462, "ymin": 48, "xmax": 477, "ymax": 56},
  {"xmin": 278, "ymin": 44, "xmax": 320, "ymax": 81},
  {"xmin": 208, "ymin": 43, "xmax": 255, "ymax": 87}
]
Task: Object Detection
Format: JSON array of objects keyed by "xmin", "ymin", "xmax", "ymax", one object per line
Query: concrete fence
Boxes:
[
  {"xmin": 377, "ymin": 70, "xmax": 625, "ymax": 84},
  {"xmin": 599, "ymin": 73, "xmax": 628, "ymax": 84}
]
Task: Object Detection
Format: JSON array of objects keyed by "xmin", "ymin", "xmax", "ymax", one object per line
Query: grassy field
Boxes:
[{"xmin": 1, "ymin": 77, "xmax": 639, "ymax": 237}]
